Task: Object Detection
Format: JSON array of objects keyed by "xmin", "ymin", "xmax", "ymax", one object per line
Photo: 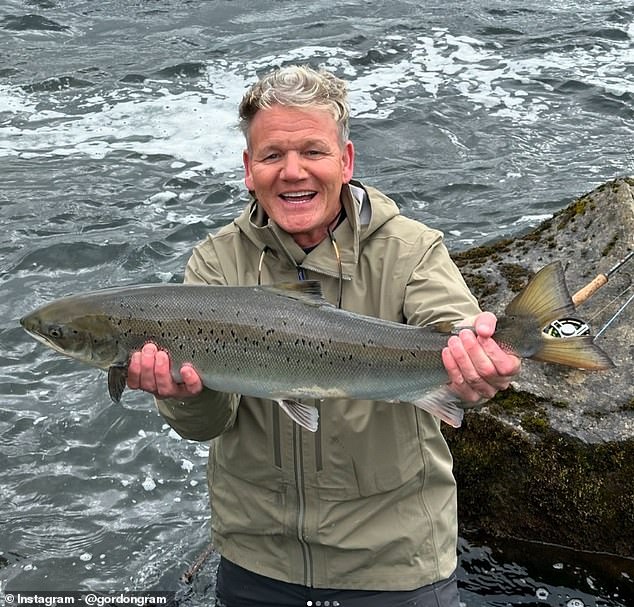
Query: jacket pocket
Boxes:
[{"xmin": 311, "ymin": 399, "xmax": 426, "ymax": 500}]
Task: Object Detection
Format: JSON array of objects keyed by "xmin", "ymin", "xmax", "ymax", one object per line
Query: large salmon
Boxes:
[{"xmin": 20, "ymin": 262, "xmax": 613, "ymax": 429}]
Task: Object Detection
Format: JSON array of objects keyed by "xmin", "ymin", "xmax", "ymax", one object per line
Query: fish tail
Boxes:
[
  {"xmin": 532, "ymin": 336, "xmax": 615, "ymax": 370},
  {"xmin": 505, "ymin": 262, "xmax": 576, "ymax": 326},
  {"xmin": 503, "ymin": 262, "xmax": 614, "ymax": 370}
]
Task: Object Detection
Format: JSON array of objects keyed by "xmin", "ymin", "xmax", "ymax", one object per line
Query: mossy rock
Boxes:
[{"xmin": 445, "ymin": 177, "xmax": 634, "ymax": 557}]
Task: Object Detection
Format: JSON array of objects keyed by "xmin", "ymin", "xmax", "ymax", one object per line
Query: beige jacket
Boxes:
[{"xmin": 157, "ymin": 181, "xmax": 480, "ymax": 590}]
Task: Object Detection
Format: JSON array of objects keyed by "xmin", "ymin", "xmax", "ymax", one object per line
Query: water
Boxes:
[{"xmin": 1, "ymin": 0, "xmax": 633, "ymax": 604}]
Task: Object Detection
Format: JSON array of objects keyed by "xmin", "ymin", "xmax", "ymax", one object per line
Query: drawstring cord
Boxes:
[
  {"xmin": 327, "ymin": 227, "xmax": 343, "ymax": 309},
  {"xmin": 257, "ymin": 246, "xmax": 268, "ymax": 286},
  {"xmin": 256, "ymin": 233, "xmax": 344, "ymax": 308}
]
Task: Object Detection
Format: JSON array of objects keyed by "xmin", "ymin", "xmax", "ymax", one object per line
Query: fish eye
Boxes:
[{"xmin": 48, "ymin": 325, "xmax": 64, "ymax": 339}]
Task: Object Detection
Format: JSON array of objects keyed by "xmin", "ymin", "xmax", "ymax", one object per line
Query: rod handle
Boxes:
[{"xmin": 572, "ymin": 274, "xmax": 608, "ymax": 306}]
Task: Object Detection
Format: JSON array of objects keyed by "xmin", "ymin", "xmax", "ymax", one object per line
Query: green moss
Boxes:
[
  {"xmin": 452, "ymin": 238, "xmax": 513, "ymax": 266},
  {"xmin": 458, "ymin": 272, "xmax": 499, "ymax": 302},
  {"xmin": 499, "ymin": 263, "xmax": 532, "ymax": 293},
  {"xmin": 521, "ymin": 412, "xmax": 551, "ymax": 433},
  {"xmin": 443, "ymin": 411, "xmax": 634, "ymax": 557},
  {"xmin": 487, "ymin": 386, "xmax": 549, "ymax": 413},
  {"xmin": 601, "ymin": 234, "xmax": 619, "ymax": 257}
]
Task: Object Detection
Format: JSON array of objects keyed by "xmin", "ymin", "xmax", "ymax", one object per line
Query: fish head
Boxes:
[{"xmin": 20, "ymin": 299, "xmax": 120, "ymax": 369}]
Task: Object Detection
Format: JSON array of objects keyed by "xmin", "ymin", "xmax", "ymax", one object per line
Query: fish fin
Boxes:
[
  {"xmin": 505, "ymin": 262, "xmax": 576, "ymax": 327},
  {"xmin": 277, "ymin": 399, "xmax": 319, "ymax": 432},
  {"xmin": 263, "ymin": 281, "xmax": 330, "ymax": 306},
  {"xmin": 533, "ymin": 336, "xmax": 615, "ymax": 370},
  {"xmin": 412, "ymin": 386, "xmax": 465, "ymax": 428},
  {"xmin": 107, "ymin": 365, "xmax": 128, "ymax": 403}
]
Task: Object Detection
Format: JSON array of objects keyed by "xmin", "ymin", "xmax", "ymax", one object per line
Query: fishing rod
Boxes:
[
  {"xmin": 545, "ymin": 251, "xmax": 633, "ymax": 338},
  {"xmin": 571, "ymin": 251, "xmax": 634, "ymax": 306},
  {"xmin": 594, "ymin": 291, "xmax": 634, "ymax": 339}
]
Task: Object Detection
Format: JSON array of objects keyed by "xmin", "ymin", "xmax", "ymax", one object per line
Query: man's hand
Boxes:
[
  {"xmin": 441, "ymin": 312, "xmax": 520, "ymax": 403},
  {"xmin": 127, "ymin": 343, "xmax": 204, "ymax": 400}
]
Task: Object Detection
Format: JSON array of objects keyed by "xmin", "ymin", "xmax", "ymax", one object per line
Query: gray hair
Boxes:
[{"xmin": 238, "ymin": 65, "xmax": 351, "ymax": 146}]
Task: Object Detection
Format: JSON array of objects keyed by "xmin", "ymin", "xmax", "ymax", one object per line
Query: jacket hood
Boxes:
[{"xmin": 232, "ymin": 179, "xmax": 401, "ymax": 280}]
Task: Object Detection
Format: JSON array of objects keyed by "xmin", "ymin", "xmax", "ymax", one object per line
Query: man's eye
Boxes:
[{"xmin": 306, "ymin": 150, "xmax": 325, "ymax": 157}]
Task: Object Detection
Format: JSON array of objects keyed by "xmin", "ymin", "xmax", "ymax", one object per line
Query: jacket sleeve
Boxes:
[
  {"xmin": 403, "ymin": 229, "xmax": 481, "ymax": 327},
  {"xmin": 154, "ymin": 235, "xmax": 240, "ymax": 441}
]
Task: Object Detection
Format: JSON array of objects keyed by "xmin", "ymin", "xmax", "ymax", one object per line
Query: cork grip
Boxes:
[{"xmin": 572, "ymin": 274, "xmax": 608, "ymax": 306}]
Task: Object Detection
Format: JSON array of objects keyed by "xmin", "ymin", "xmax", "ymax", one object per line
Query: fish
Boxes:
[{"xmin": 20, "ymin": 262, "xmax": 613, "ymax": 430}]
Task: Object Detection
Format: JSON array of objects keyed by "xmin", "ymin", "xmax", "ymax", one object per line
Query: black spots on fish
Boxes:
[{"xmin": 284, "ymin": 354, "xmax": 306, "ymax": 367}]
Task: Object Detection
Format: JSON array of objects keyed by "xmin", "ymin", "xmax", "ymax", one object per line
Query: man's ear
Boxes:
[
  {"xmin": 243, "ymin": 148, "xmax": 254, "ymax": 191},
  {"xmin": 342, "ymin": 141, "xmax": 355, "ymax": 183}
]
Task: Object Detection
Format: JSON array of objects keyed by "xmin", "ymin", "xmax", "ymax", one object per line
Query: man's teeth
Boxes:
[{"xmin": 281, "ymin": 191, "xmax": 316, "ymax": 202}]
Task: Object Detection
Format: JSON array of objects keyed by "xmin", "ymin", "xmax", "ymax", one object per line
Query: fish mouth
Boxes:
[{"xmin": 279, "ymin": 190, "xmax": 317, "ymax": 204}]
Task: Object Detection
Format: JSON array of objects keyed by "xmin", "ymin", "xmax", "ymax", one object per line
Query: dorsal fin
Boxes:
[{"xmin": 262, "ymin": 281, "xmax": 329, "ymax": 305}]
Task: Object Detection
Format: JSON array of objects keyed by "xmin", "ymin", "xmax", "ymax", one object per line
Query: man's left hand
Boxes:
[{"xmin": 441, "ymin": 311, "xmax": 521, "ymax": 403}]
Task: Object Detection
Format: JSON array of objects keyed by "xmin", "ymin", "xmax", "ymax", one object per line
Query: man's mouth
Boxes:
[{"xmin": 280, "ymin": 191, "xmax": 317, "ymax": 204}]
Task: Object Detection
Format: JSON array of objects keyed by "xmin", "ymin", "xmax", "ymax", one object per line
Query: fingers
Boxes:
[
  {"xmin": 443, "ymin": 332, "xmax": 499, "ymax": 402},
  {"xmin": 443, "ymin": 313, "xmax": 521, "ymax": 403},
  {"xmin": 180, "ymin": 363, "xmax": 204, "ymax": 395},
  {"xmin": 126, "ymin": 343, "xmax": 203, "ymax": 399}
]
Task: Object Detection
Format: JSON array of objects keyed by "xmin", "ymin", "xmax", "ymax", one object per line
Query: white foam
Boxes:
[
  {"xmin": 513, "ymin": 214, "xmax": 553, "ymax": 226},
  {"xmin": 1, "ymin": 30, "xmax": 631, "ymax": 175},
  {"xmin": 0, "ymin": 83, "xmax": 244, "ymax": 172},
  {"xmin": 141, "ymin": 476, "xmax": 156, "ymax": 491}
]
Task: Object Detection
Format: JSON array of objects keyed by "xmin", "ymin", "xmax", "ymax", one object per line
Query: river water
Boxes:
[{"xmin": 1, "ymin": 0, "xmax": 633, "ymax": 605}]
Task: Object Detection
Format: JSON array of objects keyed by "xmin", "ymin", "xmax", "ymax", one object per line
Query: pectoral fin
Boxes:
[
  {"xmin": 277, "ymin": 399, "xmax": 319, "ymax": 432},
  {"xmin": 108, "ymin": 364, "xmax": 128, "ymax": 403}
]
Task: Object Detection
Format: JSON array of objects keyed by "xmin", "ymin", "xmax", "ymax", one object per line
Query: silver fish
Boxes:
[{"xmin": 20, "ymin": 262, "xmax": 613, "ymax": 430}]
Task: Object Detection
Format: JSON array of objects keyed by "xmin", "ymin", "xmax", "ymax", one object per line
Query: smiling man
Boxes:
[
  {"xmin": 242, "ymin": 104, "xmax": 354, "ymax": 249},
  {"xmin": 127, "ymin": 65, "xmax": 520, "ymax": 607}
]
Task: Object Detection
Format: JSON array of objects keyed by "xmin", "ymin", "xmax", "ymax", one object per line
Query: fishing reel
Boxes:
[{"xmin": 543, "ymin": 318, "xmax": 590, "ymax": 338}]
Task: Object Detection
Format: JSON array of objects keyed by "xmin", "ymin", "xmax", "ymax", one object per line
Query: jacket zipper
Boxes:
[{"xmin": 293, "ymin": 424, "xmax": 314, "ymax": 586}]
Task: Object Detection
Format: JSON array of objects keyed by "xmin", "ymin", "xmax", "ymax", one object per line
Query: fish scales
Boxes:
[{"xmin": 87, "ymin": 284, "xmax": 449, "ymax": 402}]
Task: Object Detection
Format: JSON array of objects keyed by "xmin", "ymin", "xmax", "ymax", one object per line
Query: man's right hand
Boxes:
[{"xmin": 127, "ymin": 342, "xmax": 204, "ymax": 400}]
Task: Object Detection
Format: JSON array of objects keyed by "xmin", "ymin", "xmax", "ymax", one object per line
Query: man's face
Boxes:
[{"xmin": 243, "ymin": 105, "xmax": 354, "ymax": 249}]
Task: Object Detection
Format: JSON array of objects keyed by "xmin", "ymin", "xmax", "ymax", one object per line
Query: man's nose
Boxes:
[{"xmin": 280, "ymin": 151, "xmax": 306, "ymax": 180}]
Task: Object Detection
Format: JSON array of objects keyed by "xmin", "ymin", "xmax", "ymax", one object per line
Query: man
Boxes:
[{"xmin": 128, "ymin": 65, "xmax": 520, "ymax": 606}]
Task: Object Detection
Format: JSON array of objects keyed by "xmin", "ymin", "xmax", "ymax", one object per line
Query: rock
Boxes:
[{"xmin": 445, "ymin": 177, "xmax": 634, "ymax": 557}]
